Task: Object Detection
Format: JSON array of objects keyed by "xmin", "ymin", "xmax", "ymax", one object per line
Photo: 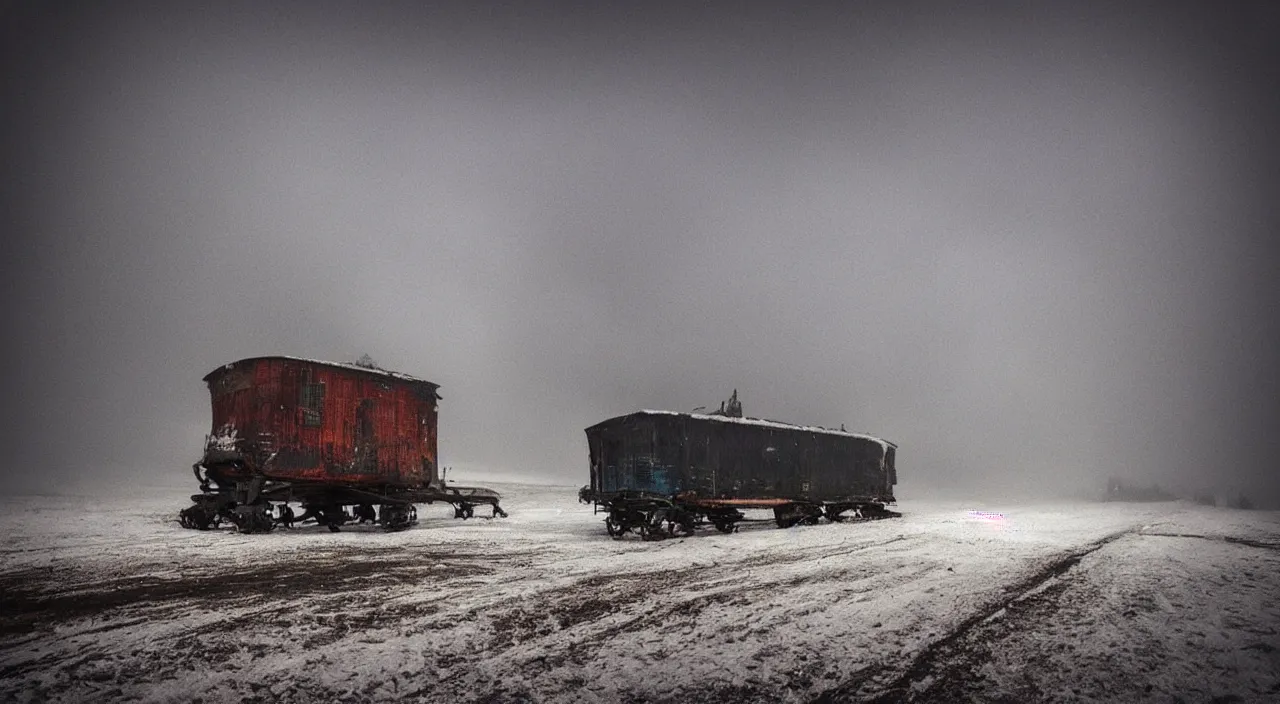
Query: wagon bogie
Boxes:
[
  {"xmin": 667, "ymin": 507, "xmax": 698, "ymax": 537},
  {"xmin": 705, "ymin": 506, "xmax": 745, "ymax": 534},
  {"xmin": 229, "ymin": 503, "xmax": 275, "ymax": 534},
  {"xmin": 378, "ymin": 504, "xmax": 417, "ymax": 532},
  {"xmin": 319, "ymin": 506, "xmax": 348, "ymax": 532},
  {"xmin": 603, "ymin": 501, "xmax": 659, "ymax": 539},
  {"xmin": 178, "ymin": 499, "xmax": 223, "ymax": 531},
  {"xmin": 773, "ymin": 502, "xmax": 825, "ymax": 529},
  {"xmin": 823, "ymin": 500, "xmax": 892, "ymax": 522}
]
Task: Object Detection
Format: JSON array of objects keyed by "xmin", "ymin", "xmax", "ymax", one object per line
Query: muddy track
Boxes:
[
  {"xmin": 469, "ymin": 534, "xmax": 925, "ymax": 664},
  {"xmin": 735, "ymin": 534, "xmax": 919, "ymax": 569},
  {"xmin": 478, "ymin": 566, "xmax": 709, "ymax": 652},
  {"xmin": 879, "ymin": 529, "xmax": 1280, "ymax": 703},
  {"xmin": 810, "ymin": 528, "xmax": 1135, "ymax": 703},
  {"xmin": 494, "ymin": 560, "xmax": 943, "ymax": 695},
  {"xmin": 0, "ymin": 548, "xmax": 503, "ymax": 637}
]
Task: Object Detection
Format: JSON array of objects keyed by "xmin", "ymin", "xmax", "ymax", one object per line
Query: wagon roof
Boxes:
[
  {"xmin": 203, "ymin": 356, "xmax": 439, "ymax": 387},
  {"xmin": 588, "ymin": 409, "xmax": 895, "ymax": 450}
]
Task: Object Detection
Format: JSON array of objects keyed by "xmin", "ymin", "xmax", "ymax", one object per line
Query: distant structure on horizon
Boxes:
[{"xmin": 1105, "ymin": 477, "xmax": 1175, "ymax": 503}]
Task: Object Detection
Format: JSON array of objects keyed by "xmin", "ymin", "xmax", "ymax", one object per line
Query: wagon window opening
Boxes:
[{"xmin": 300, "ymin": 380, "xmax": 326, "ymax": 427}]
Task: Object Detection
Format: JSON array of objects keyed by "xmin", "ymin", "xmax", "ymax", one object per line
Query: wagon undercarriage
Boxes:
[
  {"xmin": 584, "ymin": 490, "xmax": 899, "ymax": 540},
  {"xmin": 179, "ymin": 465, "xmax": 507, "ymax": 534}
]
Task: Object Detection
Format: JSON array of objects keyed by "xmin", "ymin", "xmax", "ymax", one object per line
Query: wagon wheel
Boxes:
[
  {"xmin": 610, "ymin": 507, "xmax": 641, "ymax": 538},
  {"xmin": 180, "ymin": 502, "xmax": 219, "ymax": 530},
  {"xmin": 641, "ymin": 510, "xmax": 674, "ymax": 541},
  {"xmin": 774, "ymin": 507, "xmax": 796, "ymax": 529},
  {"xmin": 671, "ymin": 510, "xmax": 697, "ymax": 537},
  {"xmin": 229, "ymin": 502, "xmax": 275, "ymax": 534},
  {"xmin": 654, "ymin": 510, "xmax": 673, "ymax": 539},
  {"xmin": 605, "ymin": 517, "xmax": 624, "ymax": 538},
  {"xmin": 318, "ymin": 508, "xmax": 342, "ymax": 532},
  {"xmin": 380, "ymin": 505, "xmax": 414, "ymax": 532}
]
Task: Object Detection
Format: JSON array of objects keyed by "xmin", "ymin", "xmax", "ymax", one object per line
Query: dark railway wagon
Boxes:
[
  {"xmin": 581, "ymin": 408, "xmax": 898, "ymax": 539},
  {"xmin": 180, "ymin": 356, "xmax": 506, "ymax": 533}
]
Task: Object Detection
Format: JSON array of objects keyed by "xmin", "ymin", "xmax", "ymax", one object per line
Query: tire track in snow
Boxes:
[
  {"xmin": 413, "ymin": 533, "xmax": 930, "ymax": 702},
  {"xmin": 465, "ymin": 534, "xmax": 921, "ymax": 662},
  {"xmin": 1138, "ymin": 532, "xmax": 1280, "ymax": 551},
  {"xmin": 810, "ymin": 527, "xmax": 1136, "ymax": 703},
  {"xmin": 735, "ymin": 534, "xmax": 916, "ymax": 568},
  {"xmin": 0, "ymin": 551, "xmax": 497, "ymax": 637}
]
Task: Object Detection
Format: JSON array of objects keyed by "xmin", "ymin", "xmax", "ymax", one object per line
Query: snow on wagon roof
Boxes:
[
  {"xmin": 603, "ymin": 409, "xmax": 894, "ymax": 451},
  {"xmin": 204, "ymin": 356, "xmax": 437, "ymax": 385}
]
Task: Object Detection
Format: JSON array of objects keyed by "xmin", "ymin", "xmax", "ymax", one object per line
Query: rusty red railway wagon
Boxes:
[{"xmin": 180, "ymin": 356, "xmax": 505, "ymax": 533}]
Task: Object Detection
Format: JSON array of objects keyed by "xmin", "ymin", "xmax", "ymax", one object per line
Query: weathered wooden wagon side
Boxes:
[
  {"xmin": 201, "ymin": 356, "xmax": 441, "ymax": 487},
  {"xmin": 180, "ymin": 356, "xmax": 505, "ymax": 533},
  {"xmin": 582, "ymin": 410, "xmax": 898, "ymax": 538}
]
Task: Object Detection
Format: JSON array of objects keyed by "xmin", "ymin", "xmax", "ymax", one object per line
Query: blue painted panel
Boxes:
[
  {"xmin": 602, "ymin": 457, "xmax": 677, "ymax": 494},
  {"xmin": 649, "ymin": 465, "xmax": 671, "ymax": 494}
]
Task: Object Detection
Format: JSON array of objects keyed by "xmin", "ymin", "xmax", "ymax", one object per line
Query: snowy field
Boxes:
[{"xmin": 1, "ymin": 484, "xmax": 1278, "ymax": 703}]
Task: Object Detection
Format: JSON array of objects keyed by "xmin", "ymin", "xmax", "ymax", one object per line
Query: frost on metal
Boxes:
[
  {"xmin": 639, "ymin": 409, "xmax": 891, "ymax": 452},
  {"xmin": 207, "ymin": 425, "xmax": 239, "ymax": 451}
]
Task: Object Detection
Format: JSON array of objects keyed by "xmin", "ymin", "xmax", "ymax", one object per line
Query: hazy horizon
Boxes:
[{"xmin": 3, "ymin": 1, "xmax": 1277, "ymax": 504}]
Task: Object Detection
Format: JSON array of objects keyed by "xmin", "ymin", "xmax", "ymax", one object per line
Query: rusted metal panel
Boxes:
[
  {"xmin": 201, "ymin": 356, "xmax": 440, "ymax": 487},
  {"xmin": 585, "ymin": 410, "xmax": 896, "ymax": 504}
]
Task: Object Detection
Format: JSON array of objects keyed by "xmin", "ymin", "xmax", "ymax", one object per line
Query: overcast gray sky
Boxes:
[{"xmin": 3, "ymin": 1, "xmax": 1277, "ymax": 502}]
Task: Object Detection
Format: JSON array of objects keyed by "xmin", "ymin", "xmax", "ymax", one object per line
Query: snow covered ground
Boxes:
[{"xmin": 1, "ymin": 484, "xmax": 1277, "ymax": 703}]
